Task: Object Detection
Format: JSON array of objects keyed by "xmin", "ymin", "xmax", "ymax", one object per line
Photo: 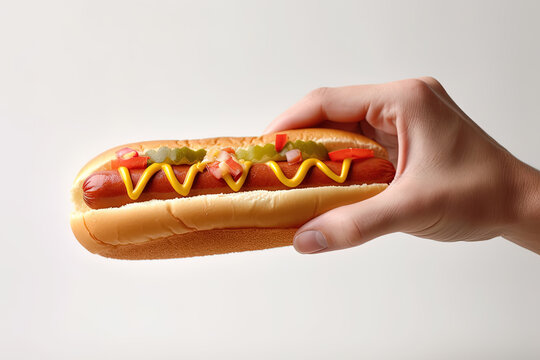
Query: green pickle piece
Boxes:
[
  {"xmin": 235, "ymin": 143, "xmax": 276, "ymax": 162},
  {"xmin": 236, "ymin": 140, "xmax": 328, "ymax": 162},
  {"xmin": 145, "ymin": 146, "xmax": 206, "ymax": 165},
  {"xmin": 146, "ymin": 147, "xmax": 170, "ymax": 163}
]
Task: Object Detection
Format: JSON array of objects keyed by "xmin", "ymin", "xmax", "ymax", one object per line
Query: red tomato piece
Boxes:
[
  {"xmin": 275, "ymin": 134, "xmax": 288, "ymax": 152},
  {"xmin": 206, "ymin": 162, "xmax": 223, "ymax": 180},
  {"xmin": 225, "ymin": 158, "xmax": 243, "ymax": 179},
  {"xmin": 110, "ymin": 156, "xmax": 149, "ymax": 169},
  {"xmin": 328, "ymin": 148, "xmax": 374, "ymax": 161}
]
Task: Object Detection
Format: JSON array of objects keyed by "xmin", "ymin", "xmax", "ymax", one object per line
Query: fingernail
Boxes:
[{"xmin": 293, "ymin": 230, "xmax": 328, "ymax": 254}]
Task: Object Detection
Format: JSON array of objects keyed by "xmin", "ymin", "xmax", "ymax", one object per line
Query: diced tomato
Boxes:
[
  {"xmin": 221, "ymin": 147, "xmax": 236, "ymax": 154},
  {"xmin": 116, "ymin": 147, "xmax": 139, "ymax": 160},
  {"xmin": 111, "ymin": 156, "xmax": 149, "ymax": 169},
  {"xmin": 285, "ymin": 149, "xmax": 302, "ymax": 165},
  {"xmin": 225, "ymin": 158, "xmax": 244, "ymax": 179},
  {"xmin": 328, "ymin": 148, "xmax": 374, "ymax": 161},
  {"xmin": 206, "ymin": 162, "xmax": 223, "ymax": 179},
  {"xmin": 275, "ymin": 134, "xmax": 287, "ymax": 152}
]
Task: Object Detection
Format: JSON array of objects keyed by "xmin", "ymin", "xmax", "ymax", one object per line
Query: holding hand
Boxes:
[{"xmin": 264, "ymin": 78, "xmax": 540, "ymax": 254}]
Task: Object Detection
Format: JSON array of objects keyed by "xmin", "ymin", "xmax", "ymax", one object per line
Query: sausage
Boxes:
[{"xmin": 83, "ymin": 158, "xmax": 395, "ymax": 209}]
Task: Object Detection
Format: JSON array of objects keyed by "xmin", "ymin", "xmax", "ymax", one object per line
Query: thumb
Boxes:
[{"xmin": 293, "ymin": 187, "xmax": 406, "ymax": 254}]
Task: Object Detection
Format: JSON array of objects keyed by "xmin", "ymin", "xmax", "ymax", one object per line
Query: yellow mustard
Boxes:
[{"xmin": 118, "ymin": 158, "xmax": 352, "ymax": 200}]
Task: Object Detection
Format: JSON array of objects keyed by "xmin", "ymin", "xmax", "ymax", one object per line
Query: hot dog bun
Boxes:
[{"xmin": 70, "ymin": 128, "xmax": 391, "ymax": 259}]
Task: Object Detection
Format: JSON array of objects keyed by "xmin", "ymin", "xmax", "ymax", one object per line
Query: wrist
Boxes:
[{"xmin": 501, "ymin": 158, "xmax": 540, "ymax": 254}]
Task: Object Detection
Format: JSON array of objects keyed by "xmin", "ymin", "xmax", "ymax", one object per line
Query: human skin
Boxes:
[{"xmin": 264, "ymin": 77, "xmax": 540, "ymax": 255}]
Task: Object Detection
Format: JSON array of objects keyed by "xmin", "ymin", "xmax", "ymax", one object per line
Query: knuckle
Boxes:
[
  {"xmin": 340, "ymin": 218, "xmax": 362, "ymax": 249},
  {"xmin": 401, "ymin": 78, "xmax": 434, "ymax": 101},
  {"xmin": 394, "ymin": 79, "xmax": 440, "ymax": 116},
  {"xmin": 419, "ymin": 76, "xmax": 441, "ymax": 88},
  {"xmin": 307, "ymin": 86, "xmax": 330, "ymax": 100}
]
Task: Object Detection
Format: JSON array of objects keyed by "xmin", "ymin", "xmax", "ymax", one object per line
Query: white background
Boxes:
[{"xmin": 1, "ymin": 1, "xmax": 539, "ymax": 359}]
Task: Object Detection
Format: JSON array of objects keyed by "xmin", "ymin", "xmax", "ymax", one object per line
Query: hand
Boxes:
[{"xmin": 264, "ymin": 78, "xmax": 540, "ymax": 254}]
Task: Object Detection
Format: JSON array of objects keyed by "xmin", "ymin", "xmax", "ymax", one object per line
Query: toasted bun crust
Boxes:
[{"xmin": 70, "ymin": 129, "xmax": 391, "ymax": 259}]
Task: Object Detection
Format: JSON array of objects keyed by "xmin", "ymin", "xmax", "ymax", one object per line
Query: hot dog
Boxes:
[
  {"xmin": 70, "ymin": 128, "xmax": 395, "ymax": 260},
  {"xmin": 83, "ymin": 158, "xmax": 395, "ymax": 209}
]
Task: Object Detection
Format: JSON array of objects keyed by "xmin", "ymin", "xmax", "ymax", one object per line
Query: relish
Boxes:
[
  {"xmin": 235, "ymin": 140, "xmax": 328, "ymax": 162},
  {"xmin": 145, "ymin": 147, "xmax": 207, "ymax": 165}
]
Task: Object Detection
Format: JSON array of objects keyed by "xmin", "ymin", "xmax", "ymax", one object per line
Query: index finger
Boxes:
[{"xmin": 263, "ymin": 85, "xmax": 384, "ymax": 134}]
